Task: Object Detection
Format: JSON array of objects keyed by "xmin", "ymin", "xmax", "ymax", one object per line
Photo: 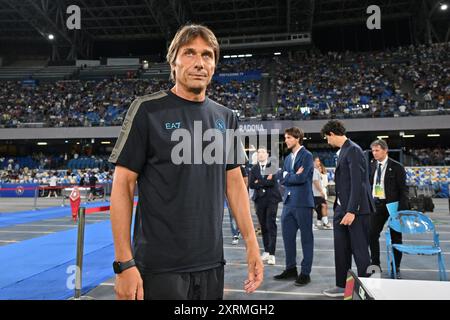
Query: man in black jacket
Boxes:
[
  {"xmin": 249, "ymin": 147, "xmax": 282, "ymax": 266},
  {"xmin": 369, "ymin": 139, "xmax": 409, "ymax": 278},
  {"xmin": 321, "ymin": 120, "xmax": 375, "ymax": 298}
]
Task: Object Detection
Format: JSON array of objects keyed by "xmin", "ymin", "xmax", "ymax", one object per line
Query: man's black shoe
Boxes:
[
  {"xmin": 391, "ymin": 269, "xmax": 402, "ymax": 279},
  {"xmin": 294, "ymin": 274, "xmax": 311, "ymax": 286},
  {"xmin": 274, "ymin": 267, "xmax": 298, "ymax": 280}
]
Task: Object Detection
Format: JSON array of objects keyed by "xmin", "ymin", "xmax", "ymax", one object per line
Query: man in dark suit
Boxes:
[
  {"xmin": 369, "ymin": 139, "xmax": 409, "ymax": 278},
  {"xmin": 321, "ymin": 120, "xmax": 375, "ymax": 298},
  {"xmin": 249, "ymin": 147, "xmax": 282, "ymax": 266},
  {"xmin": 273, "ymin": 127, "xmax": 315, "ymax": 287}
]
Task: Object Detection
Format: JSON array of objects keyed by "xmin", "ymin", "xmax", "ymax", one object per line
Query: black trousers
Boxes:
[
  {"xmin": 313, "ymin": 196, "xmax": 326, "ymax": 220},
  {"xmin": 369, "ymin": 201, "xmax": 403, "ymax": 269},
  {"xmin": 142, "ymin": 266, "xmax": 224, "ymax": 300},
  {"xmin": 334, "ymin": 205, "xmax": 371, "ymax": 288},
  {"xmin": 255, "ymin": 199, "xmax": 278, "ymax": 255}
]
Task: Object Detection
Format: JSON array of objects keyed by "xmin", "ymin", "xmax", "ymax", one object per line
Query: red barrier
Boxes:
[
  {"xmin": 70, "ymin": 187, "xmax": 81, "ymax": 222},
  {"xmin": 84, "ymin": 201, "xmax": 138, "ymax": 214}
]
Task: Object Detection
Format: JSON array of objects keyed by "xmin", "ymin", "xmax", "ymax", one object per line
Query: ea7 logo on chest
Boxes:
[{"xmin": 165, "ymin": 122, "xmax": 181, "ymax": 130}]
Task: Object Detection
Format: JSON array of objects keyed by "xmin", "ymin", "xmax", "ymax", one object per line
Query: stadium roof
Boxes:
[{"xmin": 0, "ymin": 0, "xmax": 448, "ymax": 58}]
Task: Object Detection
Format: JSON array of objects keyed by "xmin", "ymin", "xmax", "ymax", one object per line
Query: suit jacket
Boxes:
[
  {"xmin": 369, "ymin": 157, "xmax": 409, "ymax": 211},
  {"xmin": 334, "ymin": 139, "xmax": 375, "ymax": 216},
  {"xmin": 249, "ymin": 162, "xmax": 282, "ymax": 204},
  {"xmin": 278, "ymin": 146, "xmax": 314, "ymax": 208}
]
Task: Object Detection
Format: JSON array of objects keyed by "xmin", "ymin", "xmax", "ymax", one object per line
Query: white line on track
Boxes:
[
  {"xmin": 223, "ymin": 235, "xmax": 450, "ymax": 243},
  {"xmin": 223, "ymin": 246, "xmax": 450, "ymax": 255},
  {"xmin": 11, "ymin": 224, "xmax": 76, "ymax": 228},
  {"xmin": 0, "ymin": 230, "xmax": 53, "ymax": 234},
  {"xmin": 225, "ymin": 262, "xmax": 446, "ymax": 273},
  {"xmin": 224, "ymin": 288, "xmax": 324, "ymax": 297}
]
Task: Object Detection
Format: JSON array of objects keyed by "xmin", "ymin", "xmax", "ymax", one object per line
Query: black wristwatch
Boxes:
[{"xmin": 113, "ymin": 258, "xmax": 136, "ymax": 274}]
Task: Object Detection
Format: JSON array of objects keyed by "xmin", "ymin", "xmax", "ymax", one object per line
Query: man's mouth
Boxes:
[{"xmin": 189, "ymin": 74, "xmax": 207, "ymax": 78}]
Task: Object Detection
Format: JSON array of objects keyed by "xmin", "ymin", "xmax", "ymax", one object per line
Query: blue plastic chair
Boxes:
[{"xmin": 385, "ymin": 203, "xmax": 448, "ymax": 281}]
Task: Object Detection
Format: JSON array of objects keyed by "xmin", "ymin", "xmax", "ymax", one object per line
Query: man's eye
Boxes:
[{"xmin": 185, "ymin": 51, "xmax": 194, "ymax": 56}]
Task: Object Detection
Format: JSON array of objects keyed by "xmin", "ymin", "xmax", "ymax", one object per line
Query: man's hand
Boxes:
[
  {"xmin": 340, "ymin": 212, "xmax": 355, "ymax": 226},
  {"xmin": 254, "ymin": 180, "xmax": 259, "ymax": 184},
  {"xmin": 115, "ymin": 267, "xmax": 144, "ymax": 300},
  {"xmin": 244, "ymin": 249, "xmax": 264, "ymax": 293},
  {"xmin": 267, "ymin": 174, "xmax": 273, "ymax": 180},
  {"xmin": 296, "ymin": 166, "xmax": 304, "ymax": 175}
]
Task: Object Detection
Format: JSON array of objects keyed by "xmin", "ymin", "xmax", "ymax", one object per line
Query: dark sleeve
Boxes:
[
  {"xmin": 240, "ymin": 165, "xmax": 248, "ymax": 178},
  {"xmin": 397, "ymin": 163, "xmax": 410, "ymax": 210},
  {"xmin": 249, "ymin": 165, "xmax": 261, "ymax": 189},
  {"xmin": 108, "ymin": 99, "xmax": 149, "ymax": 174},
  {"xmin": 346, "ymin": 146, "xmax": 364, "ymax": 214},
  {"xmin": 226, "ymin": 114, "xmax": 245, "ymax": 171},
  {"xmin": 285, "ymin": 152, "xmax": 314, "ymax": 185}
]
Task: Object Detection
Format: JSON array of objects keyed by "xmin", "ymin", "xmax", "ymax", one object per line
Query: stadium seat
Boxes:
[{"xmin": 386, "ymin": 202, "xmax": 448, "ymax": 281}]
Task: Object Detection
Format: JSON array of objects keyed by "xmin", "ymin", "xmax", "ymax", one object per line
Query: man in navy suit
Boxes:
[
  {"xmin": 321, "ymin": 120, "xmax": 375, "ymax": 298},
  {"xmin": 249, "ymin": 147, "xmax": 282, "ymax": 266},
  {"xmin": 273, "ymin": 127, "xmax": 315, "ymax": 287}
]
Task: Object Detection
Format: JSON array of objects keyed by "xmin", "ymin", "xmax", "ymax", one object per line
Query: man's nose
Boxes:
[{"xmin": 193, "ymin": 54, "xmax": 204, "ymax": 69}]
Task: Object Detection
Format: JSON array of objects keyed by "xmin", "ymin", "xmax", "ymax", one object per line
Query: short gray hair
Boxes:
[{"xmin": 370, "ymin": 139, "xmax": 388, "ymax": 150}]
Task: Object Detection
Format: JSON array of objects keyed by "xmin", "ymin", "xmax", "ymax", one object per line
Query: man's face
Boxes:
[
  {"xmin": 372, "ymin": 145, "xmax": 388, "ymax": 161},
  {"xmin": 284, "ymin": 134, "xmax": 299, "ymax": 150},
  {"xmin": 325, "ymin": 133, "xmax": 338, "ymax": 147},
  {"xmin": 257, "ymin": 149, "xmax": 268, "ymax": 162},
  {"xmin": 172, "ymin": 36, "xmax": 215, "ymax": 94}
]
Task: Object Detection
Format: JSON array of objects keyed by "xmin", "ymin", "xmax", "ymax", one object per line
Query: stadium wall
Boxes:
[{"xmin": 1, "ymin": 115, "xmax": 450, "ymax": 140}]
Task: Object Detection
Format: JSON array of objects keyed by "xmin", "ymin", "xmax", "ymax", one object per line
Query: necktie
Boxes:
[{"xmin": 376, "ymin": 163, "xmax": 382, "ymax": 185}]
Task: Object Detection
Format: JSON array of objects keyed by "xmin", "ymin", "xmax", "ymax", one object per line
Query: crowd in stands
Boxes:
[
  {"xmin": 0, "ymin": 42, "xmax": 448, "ymax": 127},
  {"xmin": 0, "ymin": 78, "xmax": 171, "ymax": 128},
  {"xmin": 272, "ymin": 42, "xmax": 449, "ymax": 120},
  {"xmin": 0, "ymin": 167, "xmax": 113, "ymax": 185},
  {"xmin": 407, "ymin": 147, "xmax": 450, "ymax": 166}
]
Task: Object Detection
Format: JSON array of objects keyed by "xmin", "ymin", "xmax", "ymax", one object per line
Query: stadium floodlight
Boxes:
[
  {"xmin": 37, "ymin": 142, "xmax": 48, "ymax": 146},
  {"xmin": 223, "ymin": 55, "xmax": 230, "ymax": 58},
  {"xmin": 101, "ymin": 141, "xmax": 111, "ymax": 145},
  {"xmin": 48, "ymin": 34, "xmax": 55, "ymax": 40},
  {"xmin": 65, "ymin": 140, "xmax": 69, "ymax": 143},
  {"xmin": 230, "ymin": 55, "xmax": 238, "ymax": 58},
  {"xmin": 440, "ymin": 3, "xmax": 448, "ymax": 10},
  {"xmin": 377, "ymin": 136, "xmax": 389, "ymax": 139},
  {"xmin": 402, "ymin": 134, "xmax": 415, "ymax": 138},
  {"xmin": 245, "ymin": 54, "xmax": 252, "ymax": 57},
  {"xmin": 427, "ymin": 134, "xmax": 441, "ymax": 137},
  {"xmin": 274, "ymin": 52, "xmax": 281, "ymax": 56}
]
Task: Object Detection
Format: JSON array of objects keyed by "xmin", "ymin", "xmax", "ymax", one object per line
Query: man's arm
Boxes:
[
  {"xmin": 284, "ymin": 153, "xmax": 314, "ymax": 186},
  {"xmin": 346, "ymin": 147, "xmax": 363, "ymax": 214},
  {"xmin": 110, "ymin": 165, "xmax": 143, "ymax": 300},
  {"xmin": 248, "ymin": 166, "xmax": 261, "ymax": 190},
  {"xmin": 313, "ymin": 179, "xmax": 325, "ymax": 198},
  {"xmin": 226, "ymin": 167, "xmax": 263, "ymax": 293}
]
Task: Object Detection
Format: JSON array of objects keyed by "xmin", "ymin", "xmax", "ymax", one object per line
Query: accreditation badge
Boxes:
[{"xmin": 374, "ymin": 184, "xmax": 385, "ymax": 198}]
